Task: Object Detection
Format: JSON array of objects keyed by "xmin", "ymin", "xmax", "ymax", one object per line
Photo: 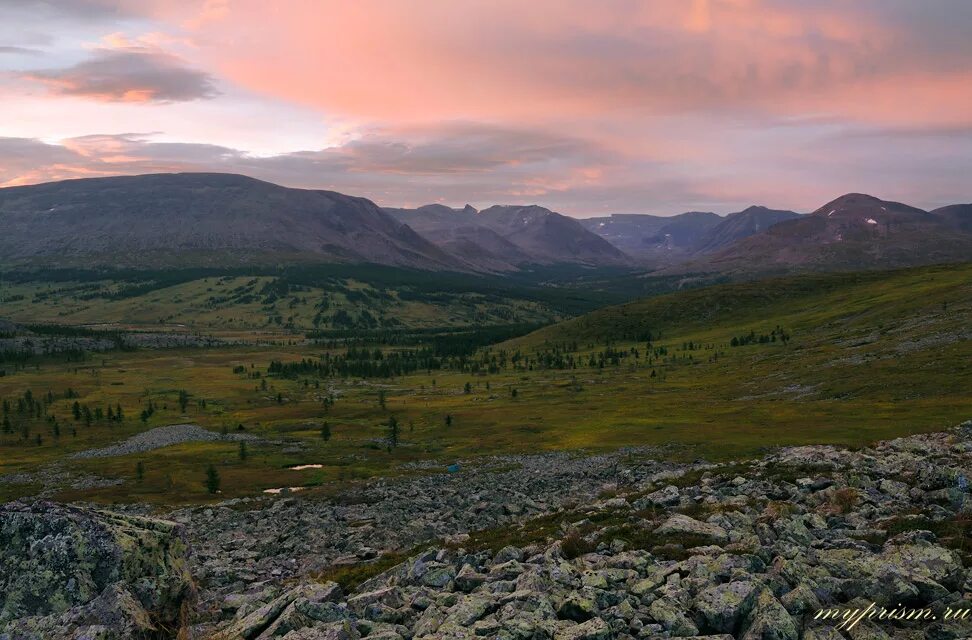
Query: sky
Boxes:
[{"xmin": 1, "ymin": 0, "xmax": 971, "ymax": 217}]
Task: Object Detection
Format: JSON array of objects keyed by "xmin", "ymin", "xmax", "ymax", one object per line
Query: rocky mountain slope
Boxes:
[
  {"xmin": 0, "ymin": 173, "xmax": 463, "ymax": 271},
  {"xmin": 387, "ymin": 204, "xmax": 632, "ymax": 271}
]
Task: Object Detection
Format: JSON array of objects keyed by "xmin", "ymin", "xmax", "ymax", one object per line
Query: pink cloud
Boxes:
[
  {"xmin": 2, "ymin": 1, "xmax": 971, "ymax": 213},
  {"xmin": 171, "ymin": 0, "xmax": 971, "ymax": 130}
]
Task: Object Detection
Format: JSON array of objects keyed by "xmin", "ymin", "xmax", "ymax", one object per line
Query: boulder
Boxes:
[
  {"xmin": 0, "ymin": 500, "xmax": 195, "ymax": 639},
  {"xmin": 694, "ymin": 581, "xmax": 758, "ymax": 634},
  {"xmin": 649, "ymin": 597, "xmax": 699, "ymax": 636},
  {"xmin": 740, "ymin": 589, "xmax": 798, "ymax": 640},
  {"xmin": 554, "ymin": 616, "xmax": 612, "ymax": 640},
  {"xmin": 558, "ymin": 594, "xmax": 597, "ymax": 622},
  {"xmin": 635, "ymin": 485, "xmax": 681, "ymax": 508},
  {"xmin": 454, "ymin": 564, "xmax": 487, "ymax": 593},
  {"xmin": 655, "ymin": 514, "xmax": 729, "ymax": 546}
]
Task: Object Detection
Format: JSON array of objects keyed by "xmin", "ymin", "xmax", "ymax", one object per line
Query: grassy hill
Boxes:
[
  {"xmin": 508, "ymin": 263, "xmax": 972, "ymax": 347},
  {"xmin": 0, "ymin": 263, "xmax": 635, "ymax": 332},
  {"xmin": 1, "ymin": 275, "xmax": 561, "ymax": 331}
]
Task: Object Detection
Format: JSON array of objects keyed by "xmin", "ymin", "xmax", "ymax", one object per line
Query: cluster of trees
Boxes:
[
  {"xmin": 730, "ymin": 327, "xmax": 790, "ymax": 347},
  {"xmin": 0, "ymin": 349, "xmax": 32, "ymax": 366},
  {"xmin": 268, "ymin": 348, "xmax": 445, "ymax": 380},
  {"xmin": 1, "ymin": 387, "xmax": 125, "ymax": 445},
  {"xmin": 72, "ymin": 400, "xmax": 124, "ymax": 426},
  {"xmin": 265, "ymin": 322, "xmax": 792, "ymax": 384}
]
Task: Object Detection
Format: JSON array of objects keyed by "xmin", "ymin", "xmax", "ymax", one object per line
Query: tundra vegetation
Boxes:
[{"xmin": 0, "ymin": 263, "xmax": 969, "ymax": 505}]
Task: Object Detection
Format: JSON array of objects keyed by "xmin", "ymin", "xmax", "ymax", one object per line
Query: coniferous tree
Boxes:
[{"xmin": 205, "ymin": 464, "xmax": 220, "ymax": 494}]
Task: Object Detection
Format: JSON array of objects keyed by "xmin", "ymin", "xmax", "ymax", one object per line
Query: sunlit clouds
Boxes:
[{"xmin": 1, "ymin": 0, "xmax": 970, "ymax": 214}]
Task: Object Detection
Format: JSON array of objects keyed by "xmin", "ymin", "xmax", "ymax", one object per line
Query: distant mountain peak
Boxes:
[{"xmin": 811, "ymin": 193, "xmax": 926, "ymax": 219}]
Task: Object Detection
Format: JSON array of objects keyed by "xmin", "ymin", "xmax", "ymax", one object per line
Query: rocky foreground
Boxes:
[{"xmin": 2, "ymin": 423, "xmax": 971, "ymax": 639}]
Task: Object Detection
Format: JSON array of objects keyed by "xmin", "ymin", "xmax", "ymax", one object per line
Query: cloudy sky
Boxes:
[{"xmin": 1, "ymin": 0, "xmax": 970, "ymax": 216}]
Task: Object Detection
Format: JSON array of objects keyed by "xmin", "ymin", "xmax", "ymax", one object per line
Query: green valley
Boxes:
[{"xmin": 1, "ymin": 263, "xmax": 969, "ymax": 505}]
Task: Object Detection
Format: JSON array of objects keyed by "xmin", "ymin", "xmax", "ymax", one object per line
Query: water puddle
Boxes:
[{"xmin": 262, "ymin": 486, "xmax": 306, "ymax": 495}]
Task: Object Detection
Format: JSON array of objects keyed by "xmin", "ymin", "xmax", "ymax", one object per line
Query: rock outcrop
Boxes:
[{"xmin": 0, "ymin": 501, "xmax": 195, "ymax": 639}]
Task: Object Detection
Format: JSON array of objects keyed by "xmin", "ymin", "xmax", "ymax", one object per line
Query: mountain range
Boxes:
[
  {"xmin": 0, "ymin": 172, "xmax": 970, "ymax": 276},
  {"xmin": 384, "ymin": 203, "xmax": 631, "ymax": 271},
  {"xmin": 685, "ymin": 193, "xmax": 972, "ymax": 274},
  {"xmin": 580, "ymin": 206, "xmax": 802, "ymax": 266}
]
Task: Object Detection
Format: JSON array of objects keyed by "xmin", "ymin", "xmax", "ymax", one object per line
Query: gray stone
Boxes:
[
  {"xmin": 694, "ymin": 581, "xmax": 758, "ymax": 634},
  {"xmin": 648, "ymin": 597, "xmax": 699, "ymax": 636},
  {"xmin": 555, "ymin": 616, "xmax": 613, "ymax": 640},
  {"xmin": 655, "ymin": 514, "xmax": 729, "ymax": 546}
]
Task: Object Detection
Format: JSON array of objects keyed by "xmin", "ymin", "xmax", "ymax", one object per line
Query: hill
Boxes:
[
  {"xmin": 932, "ymin": 203, "xmax": 972, "ymax": 233},
  {"xmin": 0, "ymin": 173, "xmax": 463, "ymax": 271},
  {"xmin": 507, "ymin": 261, "xmax": 972, "ymax": 348}
]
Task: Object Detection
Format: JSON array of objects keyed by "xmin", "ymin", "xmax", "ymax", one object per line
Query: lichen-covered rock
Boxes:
[
  {"xmin": 454, "ymin": 564, "xmax": 487, "ymax": 593},
  {"xmin": 655, "ymin": 514, "xmax": 729, "ymax": 546},
  {"xmin": 557, "ymin": 594, "xmax": 597, "ymax": 622},
  {"xmin": 0, "ymin": 500, "xmax": 194, "ymax": 639},
  {"xmin": 634, "ymin": 485, "xmax": 680, "ymax": 508},
  {"xmin": 648, "ymin": 596, "xmax": 699, "ymax": 636},
  {"xmin": 740, "ymin": 589, "xmax": 798, "ymax": 640},
  {"xmin": 554, "ymin": 616, "xmax": 612, "ymax": 640},
  {"xmin": 214, "ymin": 582, "xmax": 344, "ymax": 640},
  {"xmin": 280, "ymin": 620, "xmax": 359, "ymax": 640},
  {"xmin": 694, "ymin": 580, "xmax": 758, "ymax": 634}
]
